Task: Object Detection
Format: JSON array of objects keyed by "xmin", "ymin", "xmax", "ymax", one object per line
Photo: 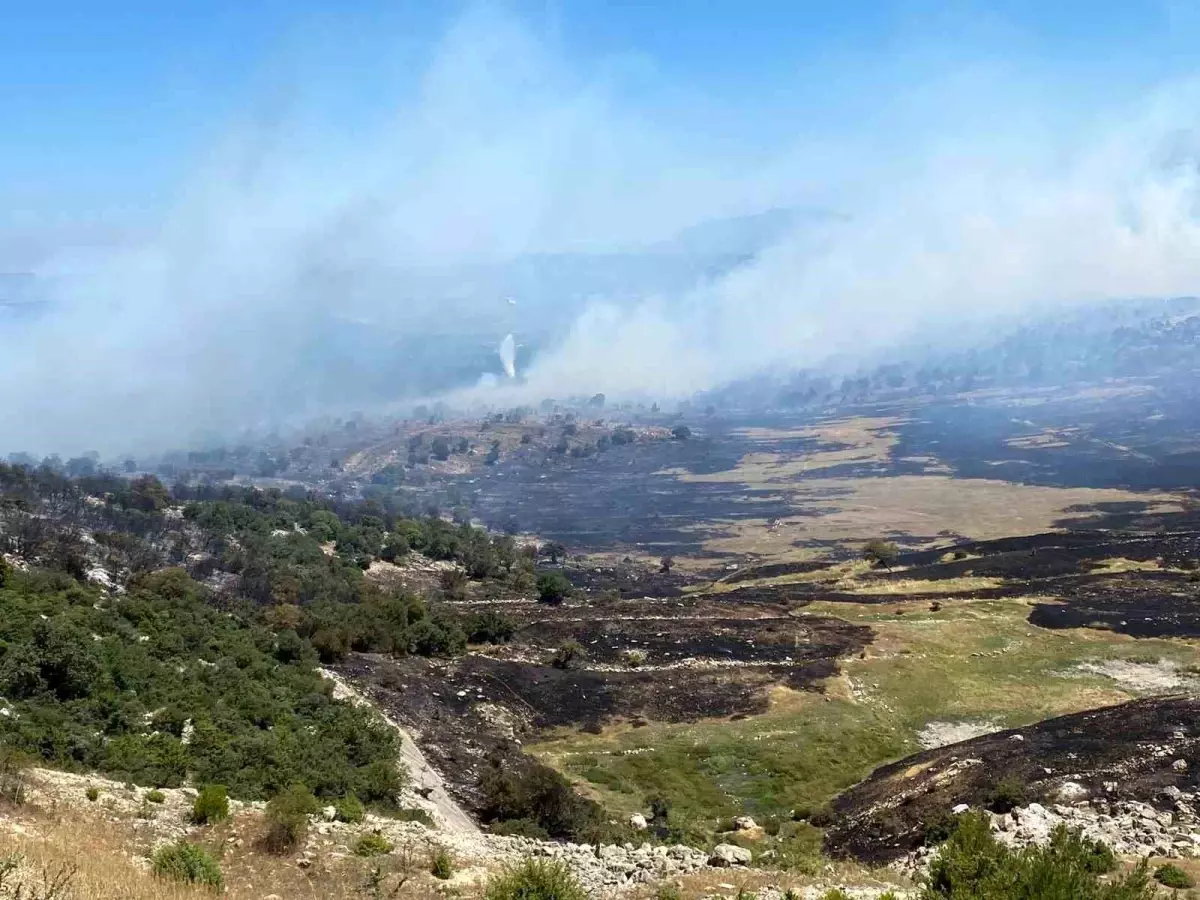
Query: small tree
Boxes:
[
  {"xmin": 671, "ymin": 425, "xmax": 691, "ymax": 440},
  {"xmin": 536, "ymin": 571, "xmax": 572, "ymax": 604},
  {"xmin": 430, "ymin": 846, "xmax": 455, "ymax": 879},
  {"xmin": 659, "ymin": 556, "xmax": 674, "ymax": 574},
  {"xmin": 863, "ymin": 539, "xmax": 900, "ymax": 570}
]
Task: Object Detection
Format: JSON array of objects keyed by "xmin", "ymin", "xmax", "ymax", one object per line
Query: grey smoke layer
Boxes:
[{"xmin": 4, "ymin": 8, "xmax": 1200, "ymax": 455}]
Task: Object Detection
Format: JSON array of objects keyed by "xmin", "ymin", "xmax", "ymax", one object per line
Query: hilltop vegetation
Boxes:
[{"xmin": 0, "ymin": 461, "xmax": 528, "ymax": 805}]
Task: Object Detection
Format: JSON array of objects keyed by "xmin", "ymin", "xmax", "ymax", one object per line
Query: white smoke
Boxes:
[
  {"xmin": 476, "ymin": 85, "xmax": 1200, "ymax": 404},
  {"xmin": 498, "ymin": 333, "xmax": 516, "ymax": 379},
  {"xmin": 5, "ymin": 8, "xmax": 1200, "ymax": 454}
]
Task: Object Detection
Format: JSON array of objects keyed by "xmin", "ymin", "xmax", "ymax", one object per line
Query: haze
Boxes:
[{"xmin": 4, "ymin": 1, "xmax": 1200, "ymax": 455}]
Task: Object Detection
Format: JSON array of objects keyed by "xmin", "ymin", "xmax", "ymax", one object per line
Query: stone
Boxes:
[
  {"xmin": 709, "ymin": 844, "xmax": 753, "ymax": 867},
  {"xmin": 1174, "ymin": 759, "xmax": 1189, "ymax": 772},
  {"xmin": 732, "ymin": 816, "xmax": 758, "ymax": 831},
  {"xmin": 629, "ymin": 814, "xmax": 648, "ymax": 830},
  {"xmin": 321, "ymin": 805, "xmax": 336, "ymax": 822},
  {"xmin": 952, "ymin": 803, "xmax": 970, "ymax": 814},
  {"xmin": 1055, "ymin": 781, "xmax": 1089, "ymax": 802}
]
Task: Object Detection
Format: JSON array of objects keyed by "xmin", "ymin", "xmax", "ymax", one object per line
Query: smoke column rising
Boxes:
[{"xmin": 4, "ymin": 7, "xmax": 1200, "ymax": 454}]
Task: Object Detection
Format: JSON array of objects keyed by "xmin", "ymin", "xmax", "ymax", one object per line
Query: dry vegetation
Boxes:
[
  {"xmin": 656, "ymin": 414, "xmax": 1191, "ymax": 564},
  {"xmin": 0, "ymin": 802, "xmax": 459, "ymax": 900},
  {"xmin": 687, "ymin": 475, "xmax": 1186, "ymax": 562}
]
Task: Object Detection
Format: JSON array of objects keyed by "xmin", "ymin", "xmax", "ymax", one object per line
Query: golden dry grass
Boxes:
[
  {"xmin": 0, "ymin": 807, "xmax": 452, "ymax": 900},
  {"xmin": 673, "ymin": 416, "xmax": 904, "ymax": 484},
  {"xmin": 840, "ymin": 575, "xmax": 1005, "ymax": 595},
  {"xmin": 686, "ymin": 474, "xmax": 1187, "ymax": 563}
]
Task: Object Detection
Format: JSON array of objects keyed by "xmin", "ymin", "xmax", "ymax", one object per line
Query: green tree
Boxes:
[
  {"xmin": 863, "ymin": 538, "xmax": 900, "ymax": 570},
  {"xmin": 536, "ymin": 571, "xmax": 572, "ymax": 604}
]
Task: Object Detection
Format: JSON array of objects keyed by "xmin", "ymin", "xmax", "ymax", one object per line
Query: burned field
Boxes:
[
  {"xmin": 418, "ymin": 378, "xmax": 1200, "ymax": 566},
  {"xmin": 336, "ymin": 567, "xmax": 873, "ymax": 816},
  {"xmin": 825, "ymin": 697, "xmax": 1200, "ymax": 864},
  {"xmin": 320, "ymin": 377, "xmax": 1200, "ymax": 851}
]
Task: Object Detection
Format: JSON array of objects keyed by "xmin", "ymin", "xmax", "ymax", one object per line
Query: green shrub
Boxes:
[
  {"xmin": 485, "ymin": 858, "xmax": 587, "ymax": 900},
  {"xmin": 354, "ymin": 831, "xmax": 393, "ymax": 857},
  {"xmin": 923, "ymin": 811, "xmax": 1154, "ymax": 899},
  {"xmin": 85, "ymin": 786, "xmax": 99, "ymax": 803},
  {"xmin": 987, "ymin": 776, "xmax": 1027, "ymax": 813},
  {"xmin": 192, "ymin": 784, "xmax": 229, "ymax": 824},
  {"xmin": 535, "ymin": 572, "xmax": 573, "ymax": 604},
  {"xmin": 334, "ymin": 792, "xmax": 365, "ymax": 824},
  {"xmin": 430, "ymin": 846, "xmax": 455, "ymax": 879},
  {"xmin": 0, "ymin": 748, "xmax": 29, "ymax": 806},
  {"xmin": 551, "ymin": 641, "xmax": 588, "ymax": 671},
  {"xmin": 467, "ymin": 610, "xmax": 517, "ymax": 644},
  {"xmin": 262, "ymin": 784, "xmax": 317, "ymax": 854},
  {"xmin": 480, "ymin": 759, "xmax": 605, "ymax": 841},
  {"xmin": 1079, "ymin": 836, "xmax": 1117, "ymax": 874},
  {"xmin": 152, "ymin": 840, "xmax": 223, "ymax": 890},
  {"xmin": 1154, "ymin": 863, "xmax": 1194, "ymax": 889},
  {"xmin": 820, "ymin": 891, "xmax": 850, "ymax": 900},
  {"xmin": 656, "ymin": 884, "xmax": 682, "ymax": 900},
  {"xmin": 863, "ymin": 539, "xmax": 900, "ymax": 569},
  {"xmin": 922, "ymin": 809, "xmax": 961, "ymax": 846},
  {"xmin": 146, "ymin": 789, "xmax": 166, "ymax": 804}
]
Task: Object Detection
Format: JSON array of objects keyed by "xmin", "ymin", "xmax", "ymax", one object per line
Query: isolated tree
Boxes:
[
  {"xmin": 431, "ymin": 437, "xmax": 451, "ymax": 461},
  {"xmin": 671, "ymin": 425, "xmax": 691, "ymax": 440},
  {"xmin": 863, "ymin": 538, "xmax": 901, "ymax": 570},
  {"xmin": 659, "ymin": 556, "xmax": 675, "ymax": 574},
  {"xmin": 536, "ymin": 571, "xmax": 572, "ymax": 604},
  {"xmin": 543, "ymin": 541, "xmax": 567, "ymax": 565},
  {"xmin": 129, "ymin": 475, "xmax": 170, "ymax": 512}
]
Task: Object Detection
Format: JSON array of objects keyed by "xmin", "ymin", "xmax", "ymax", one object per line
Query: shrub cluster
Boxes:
[
  {"xmin": 485, "ymin": 859, "xmax": 587, "ymax": 900},
  {"xmin": 923, "ymin": 811, "xmax": 1153, "ymax": 899},
  {"xmin": 152, "ymin": 840, "xmax": 223, "ymax": 890}
]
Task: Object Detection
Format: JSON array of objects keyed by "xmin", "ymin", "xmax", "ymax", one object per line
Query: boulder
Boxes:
[
  {"xmin": 629, "ymin": 813, "xmax": 648, "ymax": 830},
  {"xmin": 732, "ymin": 816, "xmax": 758, "ymax": 831},
  {"xmin": 1056, "ymin": 781, "xmax": 1089, "ymax": 802},
  {"xmin": 709, "ymin": 844, "xmax": 752, "ymax": 867}
]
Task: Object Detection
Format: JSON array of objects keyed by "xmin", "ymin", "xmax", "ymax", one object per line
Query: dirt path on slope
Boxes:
[{"xmin": 319, "ymin": 668, "xmax": 480, "ymax": 834}]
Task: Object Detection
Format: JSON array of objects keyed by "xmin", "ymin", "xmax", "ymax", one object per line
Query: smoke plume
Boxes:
[{"xmin": 4, "ymin": 6, "xmax": 1200, "ymax": 454}]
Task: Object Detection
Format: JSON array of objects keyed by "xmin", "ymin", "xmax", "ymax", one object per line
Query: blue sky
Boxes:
[
  {"xmin": 6, "ymin": 1, "xmax": 1200, "ymax": 453},
  {"xmin": 3, "ymin": 0, "xmax": 1197, "ymax": 233}
]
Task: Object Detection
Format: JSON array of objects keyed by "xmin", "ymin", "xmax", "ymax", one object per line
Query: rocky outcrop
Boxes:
[{"xmin": 827, "ymin": 697, "xmax": 1200, "ymax": 863}]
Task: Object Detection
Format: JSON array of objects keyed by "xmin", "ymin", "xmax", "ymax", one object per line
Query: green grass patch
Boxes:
[{"xmin": 532, "ymin": 597, "xmax": 1200, "ymax": 845}]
